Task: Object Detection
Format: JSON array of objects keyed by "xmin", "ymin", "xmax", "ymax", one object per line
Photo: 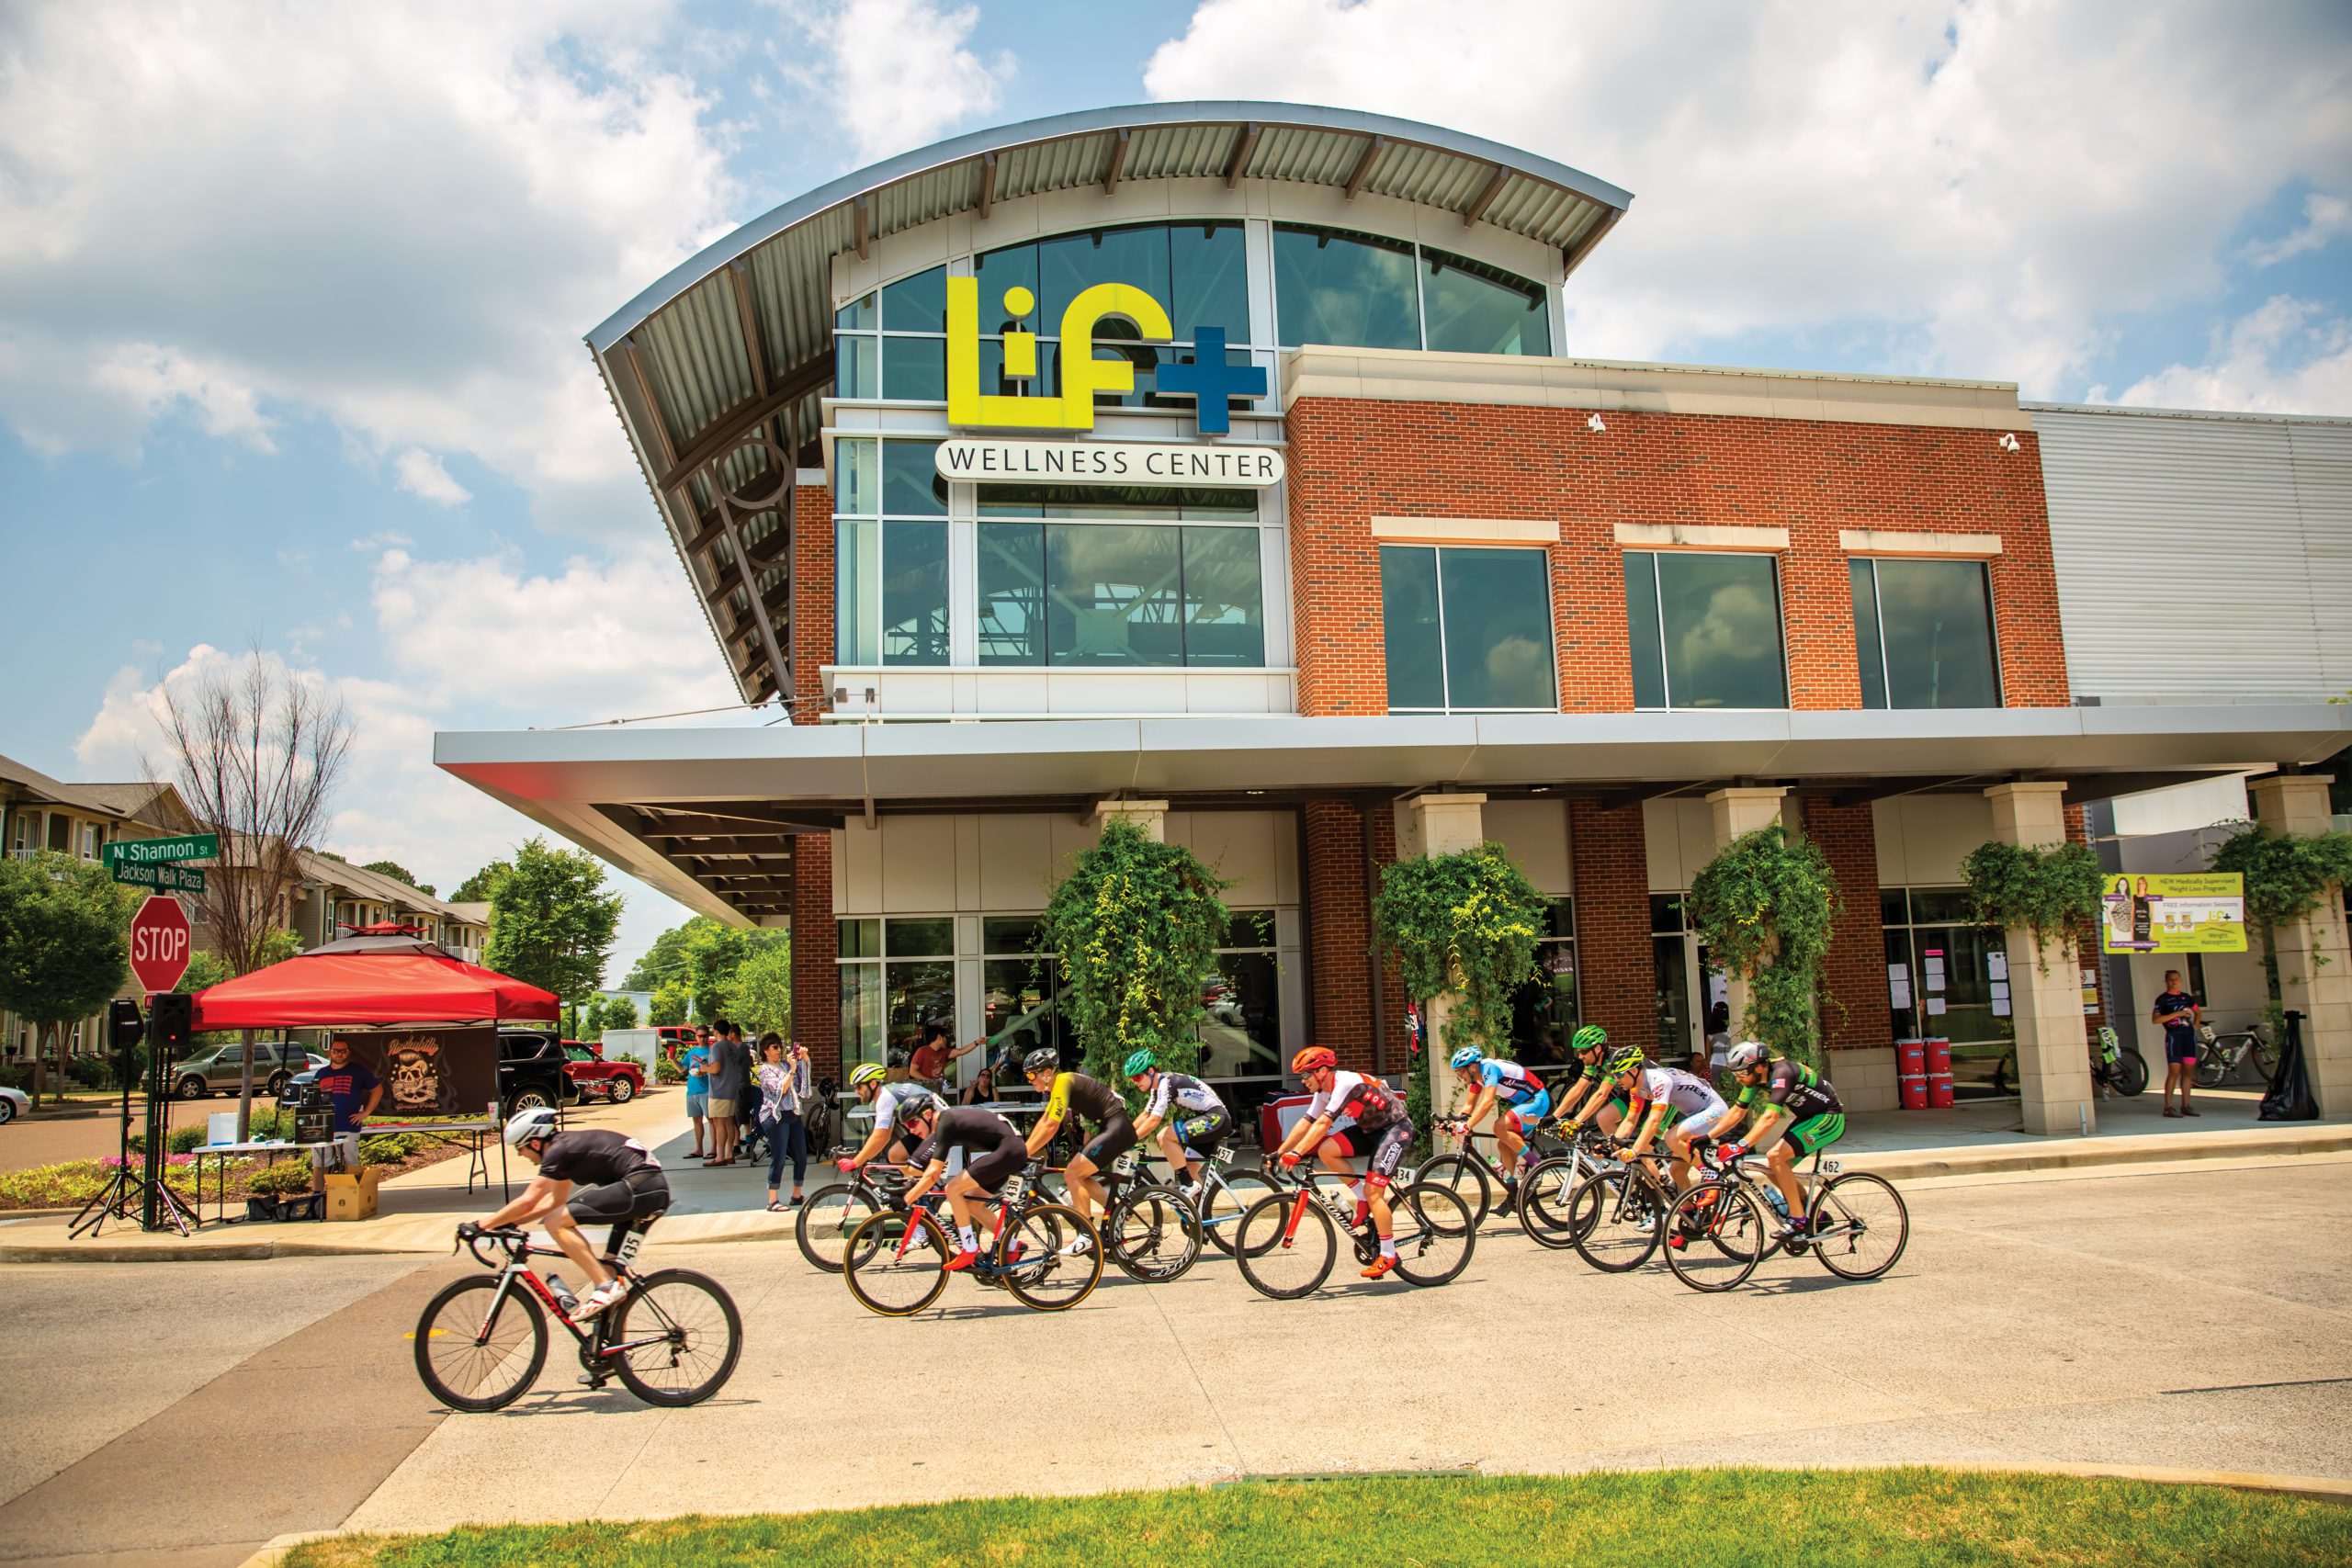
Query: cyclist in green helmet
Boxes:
[
  {"xmin": 1550, "ymin": 1024, "xmax": 1633, "ymax": 1140},
  {"xmin": 1124, "ymin": 1049, "xmax": 1232, "ymax": 1194}
]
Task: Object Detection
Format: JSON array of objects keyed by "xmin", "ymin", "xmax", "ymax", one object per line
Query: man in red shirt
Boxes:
[{"xmin": 908, "ymin": 1022, "xmax": 979, "ymax": 1090}]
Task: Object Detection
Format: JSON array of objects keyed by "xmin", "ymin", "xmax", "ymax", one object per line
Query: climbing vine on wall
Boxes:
[
  {"xmin": 1959, "ymin": 840, "xmax": 2106, "ymax": 975},
  {"xmin": 1040, "ymin": 820, "xmax": 1231, "ymax": 1093},
  {"xmin": 1687, "ymin": 824, "xmax": 1840, "ymax": 1066},
  {"xmin": 2212, "ymin": 821, "xmax": 2352, "ymax": 1034}
]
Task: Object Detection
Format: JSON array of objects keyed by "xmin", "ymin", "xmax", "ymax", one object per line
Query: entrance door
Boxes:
[{"xmin": 1649, "ymin": 896, "xmax": 1722, "ymax": 1067}]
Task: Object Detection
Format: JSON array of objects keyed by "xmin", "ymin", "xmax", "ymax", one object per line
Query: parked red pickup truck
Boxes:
[{"xmin": 562, "ymin": 1043, "xmax": 646, "ymax": 1104}]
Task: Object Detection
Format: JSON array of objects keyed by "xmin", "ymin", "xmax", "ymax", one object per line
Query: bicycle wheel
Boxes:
[
  {"xmin": 2194, "ymin": 1050, "xmax": 2227, "ymax": 1090},
  {"xmin": 2119, "ymin": 1049, "xmax": 2151, "ymax": 1098},
  {"xmin": 1809, "ymin": 1172, "xmax": 1909, "ymax": 1280},
  {"xmin": 796, "ymin": 1183, "xmax": 877, "ymax": 1274},
  {"xmin": 2252, "ymin": 1034, "xmax": 2281, "ymax": 1083},
  {"xmin": 1103, "ymin": 1185, "xmax": 1201, "ymax": 1282},
  {"xmin": 1663, "ymin": 1181, "xmax": 1767, "ymax": 1293},
  {"xmin": 1233, "ymin": 1191, "xmax": 1337, "ymax": 1300},
  {"xmin": 610, "ymin": 1269, "xmax": 742, "ymax": 1405},
  {"xmin": 1567, "ymin": 1168, "xmax": 1664, "ymax": 1273},
  {"xmin": 1389, "ymin": 1182, "xmax": 1475, "ymax": 1287},
  {"xmin": 998, "ymin": 1203, "xmax": 1102, "ymax": 1311},
  {"xmin": 1517, "ymin": 1156, "xmax": 1589, "ymax": 1250},
  {"xmin": 1410, "ymin": 1154, "xmax": 1490, "ymax": 1235},
  {"xmin": 1199, "ymin": 1168, "xmax": 1275, "ymax": 1256},
  {"xmin": 1992, "ymin": 1049, "xmax": 2016, "ymax": 1097},
  {"xmin": 842, "ymin": 1208, "xmax": 952, "ymax": 1316},
  {"xmin": 413, "ymin": 1276, "xmax": 547, "ymax": 1413}
]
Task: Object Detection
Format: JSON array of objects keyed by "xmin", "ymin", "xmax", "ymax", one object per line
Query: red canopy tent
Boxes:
[{"xmin": 188, "ymin": 934, "xmax": 559, "ymax": 1030}]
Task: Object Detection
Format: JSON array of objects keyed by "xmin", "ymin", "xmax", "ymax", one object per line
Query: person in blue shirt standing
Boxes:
[
  {"xmin": 314, "ymin": 1037, "xmax": 380, "ymax": 1170},
  {"xmin": 684, "ymin": 1028, "xmax": 713, "ymax": 1156},
  {"xmin": 2153, "ymin": 969, "xmax": 2201, "ymax": 1118}
]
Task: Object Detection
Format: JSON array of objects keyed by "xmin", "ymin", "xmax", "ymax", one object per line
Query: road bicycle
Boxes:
[
  {"xmin": 1416, "ymin": 1113, "xmax": 1570, "ymax": 1231},
  {"xmin": 796, "ymin": 1151, "xmax": 952, "ymax": 1272},
  {"xmin": 1092, "ymin": 1145, "xmax": 1202, "ymax": 1282},
  {"xmin": 2195, "ymin": 1021, "xmax": 2279, "ymax": 1089},
  {"xmin": 841, "ymin": 1158, "xmax": 1102, "ymax": 1315},
  {"xmin": 1562, "ymin": 1145, "xmax": 1702, "ymax": 1272},
  {"xmin": 1510, "ymin": 1122, "xmax": 1622, "ymax": 1250},
  {"xmin": 413, "ymin": 1222, "xmax": 741, "ymax": 1411},
  {"xmin": 1659, "ymin": 1146, "xmax": 1910, "ymax": 1292},
  {"xmin": 1230, "ymin": 1161, "xmax": 1475, "ymax": 1300}
]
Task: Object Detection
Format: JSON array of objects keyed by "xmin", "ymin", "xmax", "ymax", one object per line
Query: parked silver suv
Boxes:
[{"xmin": 173, "ymin": 1042, "xmax": 325, "ymax": 1100}]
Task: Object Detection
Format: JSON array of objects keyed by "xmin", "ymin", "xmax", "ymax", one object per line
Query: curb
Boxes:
[
  {"xmin": 1845, "ymin": 1123, "xmax": 2352, "ymax": 1182},
  {"xmin": 236, "ymin": 1529, "xmax": 339, "ymax": 1567}
]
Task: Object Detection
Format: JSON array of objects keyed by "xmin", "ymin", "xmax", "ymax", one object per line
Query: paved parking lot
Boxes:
[{"xmin": 2, "ymin": 1154, "xmax": 2347, "ymax": 1566}]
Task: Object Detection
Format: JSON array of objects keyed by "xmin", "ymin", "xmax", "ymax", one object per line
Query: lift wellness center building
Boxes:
[{"xmin": 437, "ymin": 103, "xmax": 2352, "ymax": 1133}]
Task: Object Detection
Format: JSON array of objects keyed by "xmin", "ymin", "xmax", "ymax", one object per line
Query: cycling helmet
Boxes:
[
  {"xmin": 1023, "ymin": 1047, "xmax": 1060, "ymax": 1078},
  {"xmin": 1726, "ymin": 1041, "xmax": 1769, "ymax": 1073},
  {"xmin": 895, "ymin": 1093, "xmax": 939, "ymax": 1132},
  {"xmin": 1123, "ymin": 1049, "xmax": 1159, "ymax": 1078},
  {"xmin": 1291, "ymin": 1046, "xmax": 1338, "ymax": 1075},
  {"xmin": 1600, "ymin": 1045, "xmax": 1645, "ymax": 1077},
  {"xmin": 503, "ymin": 1106, "xmax": 560, "ymax": 1146},
  {"xmin": 849, "ymin": 1062, "xmax": 887, "ymax": 1089},
  {"xmin": 1570, "ymin": 1024, "xmax": 1609, "ymax": 1056},
  {"xmin": 1449, "ymin": 1045, "xmax": 1484, "ymax": 1070}
]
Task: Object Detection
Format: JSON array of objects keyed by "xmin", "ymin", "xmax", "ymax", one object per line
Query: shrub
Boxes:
[
  {"xmin": 130, "ymin": 1123, "xmax": 210, "ymax": 1156},
  {"xmin": 247, "ymin": 1107, "xmax": 295, "ymax": 1141},
  {"xmin": 1961, "ymin": 839, "xmax": 2105, "ymax": 974},
  {"xmin": 0, "ymin": 1064, "xmax": 29, "ymax": 1092},
  {"xmin": 64, "ymin": 1055, "xmax": 113, "ymax": 1089},
  {"xmin": 655, "ymin": 1055, "xmax": 685, "ymax": 1085},
  {"xmin": 246, "ymin": 1161, "xmax": 315, "ymax": 1196},
  {"xmin": 360, "ymin": 1134, "xmax": 419, "ymax": 1165},
  {"xmin": 1688, "ymin": 824, "xmax": 1841, "ymax": 1065}
]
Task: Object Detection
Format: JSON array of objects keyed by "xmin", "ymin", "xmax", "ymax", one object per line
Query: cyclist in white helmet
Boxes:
[{"xmin": 469, "ymin": 1107, "xmax": 667, "ymax": 1319}]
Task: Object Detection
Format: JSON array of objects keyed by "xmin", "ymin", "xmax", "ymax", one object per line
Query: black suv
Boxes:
[{"xmin": 280, "ymin": 1031, "xmax": 575, "ymax": 1118}]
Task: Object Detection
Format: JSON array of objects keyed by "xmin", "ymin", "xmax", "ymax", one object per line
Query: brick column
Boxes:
[
  {"xmin": 791, "ymin": 832, "xmax": 839, "ymax": 1079},
  {"xmin": 791, "ymin": 481, "xmax": 831, "ymax": 724},
  {"xmin": 1804, "ymin": 797, "xmax": 1897, "ymax": 1110},
  {"xmin": 1303, "ymin": 800, "xmax": 1374, "ymax": 1072},
  {"xmin": 2248, "ymin": 773, "xmax": 2352, "ymax": 1115},
  {"xmin": 1706, "ymin": 786, "xmax": 1790, "ymax": 1044},
  {"xmin": 1985, "ymin": 782, "xmax": 2094, "ymax": 1134},
  {"xmin": 1568, "ymin": 799, "xmax": 1652, "ymax": 1052}
]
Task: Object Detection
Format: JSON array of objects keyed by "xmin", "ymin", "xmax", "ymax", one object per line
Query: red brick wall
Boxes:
[
  {"xmin": 1567, "ymin": 800, "xmax": 1654, "ymax": 1052},
  {"xmin": 1805, "ymin": 798, "xmax": 1894, "ymax": 1053},
  {"xmin": 792, "ymin": 481, "xmax": 832, "ymax": 725},
  {"xmin": 1303, "ymin": 800, "xmax": 1374, "ymax": 1071},
  {"xmin": 1283, "ymin": 399, "xmax": 2067, "ymax": 716},
  {"xmin": 791, "ymin": 832, "xmax": 839, "ymax": 1077}
]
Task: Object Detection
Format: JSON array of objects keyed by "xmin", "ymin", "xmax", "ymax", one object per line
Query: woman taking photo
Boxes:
[{"xmin": 755, "ymin": 1033, "xmax": 812, "ymax": 1210}]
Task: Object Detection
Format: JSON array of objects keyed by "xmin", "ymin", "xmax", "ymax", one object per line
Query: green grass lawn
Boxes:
[{"xmin": 285, "ymin": 1469, "xmax": 2347, "ymax": 1567}]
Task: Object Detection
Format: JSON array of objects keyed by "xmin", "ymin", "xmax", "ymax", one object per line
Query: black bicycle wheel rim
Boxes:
[
  {"xmin": 1105, "ymin": 1187, "xmax": 1200, "ymax": 1281},
  {"xmin": 1200, "ymin": 1169, "xmax": 1274, "ymax": 1256},
  {"xmin": 999, "ymin": 1203, "xmax": 1102, "ymax": 1311},
  {"xmin": 2194, "ymin": 1051, "xmax": 2226, "ymax": 1089},
  {"xmin": 2252, "ymin": 1036, "xmax": 2281, "ymax": 1081},
  {"xmin": 1517, "ymin": 1156, "xmax": 1587, "ymax": 1249},
  {"xmin": 797, "ymin": 1185, "xmax": 877, "ymax": 1273},
  {"xmin": 413, "ymin": 1275, "xmax": 547, "ymax": 1413},
  {"xmin": 1810, "ymin": 1172, "xmax": 1909, "ymax": 1280},
  {"xmin": 842, "ymin": 1210, "xmax": 952, "ymax": 1316},
  {"xmin": 1663, "ymin": 1182, "xmax": 1765, "ymax": 1293},
  {"xmin": 1234, "ymin": 1191, "xmax": 1335, "ymax": 1300},
  {"xmin": 1568, "ymin": 1169, "xmax": 1663, "ymax": 1273},
  {"xmin": 611, "ymin": 1269, "xmax": 743, "ymax": 1405},
  {"xmin": 1390, "ymin": 1183, "xmax": 1475, "ymax": 1287},
  {"xmin": 1411, "ymin": 1155, "xmax": 1488, "ymax": 1235}
]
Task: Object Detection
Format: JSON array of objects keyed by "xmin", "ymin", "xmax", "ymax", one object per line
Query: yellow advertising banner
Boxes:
[{"xmin": 2100, "ymin": 873, "xmax": 2247, "ymax": 953}]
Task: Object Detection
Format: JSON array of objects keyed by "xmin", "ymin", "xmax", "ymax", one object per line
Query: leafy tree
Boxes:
[
  {"xmin": 649, "ymin": 981, "xmax": 690, "ymax": 1027},
  {"xmin": 682, "ymin": 919, "xmax": 786, "ymax": 1024},
  {"xmin": 597, "ymin": 995, "xmax": 639, "ymax": 1032},
  {"xmin": 0, "ymin": 852, "xmax": 138, "ymax": 1107},
  {"xmin": 483, "ymin": 839, "xmax": 623, "ymax": 1008},
  {"xmin": 577, "ymin": 1001, "xmax": 603, "ymax": 1042},
  {"xmin": 361, "ymin": 859, "xmax": 435, "ymax": 897},
  {"xmin": 622, "ymin": 919, "xmax": 696, "ymax": 991},
  {"xmin": 448, "ymin": 860, "xmax": 513, "ymax": 904},
  {"xmin": 723, "ymin": 939, "xmax": 793, "ymax": 1040}
]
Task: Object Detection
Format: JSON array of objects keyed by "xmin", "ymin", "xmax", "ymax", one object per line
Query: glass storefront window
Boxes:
[
  {"xmin": 1273, "ymin": 224, "xmax": 1419, "ymax": 350},
  {"xmin": 880, "ymin": 522, "xmax": 947, "ymax": 664},
  {"xmin": 1623, "ymin": 550, "xmax": 1788, "ymax": 709},
  {"xmin": 840, "ymin": 917, "xmax": 957, "ymax": 1077},
  {"xmin": 1048, "ymin": 525, "xmax": 1182, "ymax": 666},
  {"xmin": 1169, "ymin": 222, "xmax": 1250, "ymax": 342},
  {"xmin": 1851, "ymin": 558, "xmax": 2000, "ymax": 709},
  {"xmin": 1883, "ymin": 885, "xmax": 2007, "ymax": 1094},
  {"xmin": 879, "ymin": 336, "xmax": 945, "ymax": 401},
  {"xmin": 1421, "ymin": 247, "xmax": 1551, "ymax": 355},
  {"xmin": 1379, "ymin": 545, "xmax": 1555, "ymax": 712},
  {"xmin": 837, "ymin": 440, "xmax": 948, "ymax": 667},
  {"xmin": 1039, "ymin": 226, "xmax": 1171, "ymax": 335},
  {"xmin": 884, "ymin": 917, "xmax": 953, "ymax": 957},
  {"xmin": 1507, "ymin": 897, "xmax": 1577, "ymax": 1064},
  {"xmin": 1198, "ymin": 910, "xmax": 1282, "ymax": 1079},
  {"xmin": 977, "ymin": 223, "xmax": 1250, "ymax": 345},
  {"xmin": 1179, "ymin": 526, "xmax": 1264, "ymax": 668},
  {"xmin": 977, "ymin": 521, "xmax": 1047, "ymax": 665},
  {"xmin": 978, "ymin": 517, "xmax": 1264, "ymax": 668},
  {"xmin": 834, "ymin": 519, "xmax": 878, "ymax": 665},
  {"xmin": 881, "ymin": 441, "xmax": 946, "ymax": 517}
]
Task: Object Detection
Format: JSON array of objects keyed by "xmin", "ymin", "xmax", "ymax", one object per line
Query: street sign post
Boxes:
[
  {"xmin": 102, "ymin": 833, "xmax": 219, "ymax": 869},
  {"xmin": 110, "ymin": 862, "xmax": 206, "ymax": 894},
  {"xmin": 128, "ymin": 894, "xmax": 193, "ymax": 993}
]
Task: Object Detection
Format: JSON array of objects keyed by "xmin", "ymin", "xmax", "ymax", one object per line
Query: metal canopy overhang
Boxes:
[{"xmin": 435, "ymin": 705, "xmax": 2352, "ymax": 926}]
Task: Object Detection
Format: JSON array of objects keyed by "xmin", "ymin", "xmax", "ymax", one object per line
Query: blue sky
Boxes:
[{"xmin": 4, "ymin": 0, "xmax": 2346, "ymax": 975}]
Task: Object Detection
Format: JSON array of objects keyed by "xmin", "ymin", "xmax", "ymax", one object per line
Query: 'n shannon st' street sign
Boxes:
[{"xmin": 100, "ymin": 833, "xmax": 219, "ymax": 868}]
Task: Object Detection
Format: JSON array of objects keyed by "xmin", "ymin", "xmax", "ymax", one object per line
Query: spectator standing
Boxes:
[
  {"xmin": 704, "ymin": 1021, "xmax": 751, "ymax": 1166},
  {"xmin": 1697, "ymin": 1000, "xmax": 1734, "ymax": 1086},
  {"xmin": 959, "ymin": 1061, "xmax": 998, "ymax": 1107},
  {"xmin": 909, "ymin": 1022, "xmax": 979, "ymax": 1091},
  {"xmin": 683, "ymin": 1029, "xmax": 714, "ymax": 1158},
  {"xmin": 757, "ymin": 1033, "xmax": 812, "ymax": 1210},
  {"xmin": 313, "ymin": 1036, "xmax": 381, "ymax": 1172},
  {"xmin": 2154, "ymin": 969, "xmax": 2202, "ymax": 1118}
]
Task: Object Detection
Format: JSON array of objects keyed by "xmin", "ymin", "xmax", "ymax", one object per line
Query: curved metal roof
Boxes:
[{"xmin": 590, "ymin": 101, "xmax": 1634, "ymax": 710}]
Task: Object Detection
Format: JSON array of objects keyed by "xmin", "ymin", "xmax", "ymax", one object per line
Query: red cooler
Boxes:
[
  {"xmin": 1925, "ymin": 1037, "xmax": 1954, "ymax": 1108},
  {"xmin": 1896, "ymin": 1038, "xmax": 1928, "ymax": 1110}
]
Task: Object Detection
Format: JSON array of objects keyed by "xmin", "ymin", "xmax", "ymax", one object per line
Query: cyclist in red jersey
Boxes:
[{"xmin": 1268, "ymin": 1046, "xmax": 1416, "ymax": 1279}]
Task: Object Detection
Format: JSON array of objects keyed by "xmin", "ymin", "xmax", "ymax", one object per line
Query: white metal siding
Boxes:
[{"xmin": 2035, "ymin": 406, "xmax": 2352, "ymax": 705}]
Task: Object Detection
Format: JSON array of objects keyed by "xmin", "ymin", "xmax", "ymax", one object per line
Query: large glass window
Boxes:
[
  {"xmin": 1421, "ymin": 249, "xmax": 1551, "ymax": 355},
  {"xmin": 981, "ymin": 917, "xmax": 1072, "ymax": 1078},
  {"xmin": 1199, "ymin": 910, "xmax": 1283, "ymax": 1079},
  {"xmin": 834, "ymin": 437, "xmax": 947, "ymax": 666},
  {"xmin": 1623, "ymin": 551, "xmax": 1788, "ymax": 710},
  {"xmin": 1380, "ymin": 545, "xmax": 1555, "ymax": 712},
  {"xmin": 832, "ymin": 265, "xmax": 951, "ymax": 402},
  {"xmin": 836, "ymin": 917, "xmax": 956, "ymax": 1077},
  {"xmin": 1850, "ymin": 558, "xmax": 2000, "ymax": 709},
  {"xmin": 1882, "ymin": 887, "xmax": 2007, "ymax": 1095},
  {"xmin": 1507, "ymin": 897, "xmax": 1578, "ymax": 1065},
  {"xmin": 1275, "ymin": 225, "xmax": 1552, "ymax": 355}
]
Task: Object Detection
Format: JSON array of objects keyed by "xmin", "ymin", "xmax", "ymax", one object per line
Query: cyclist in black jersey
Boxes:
[
  {"xmin": 1713, "ymin": 1042, "xmax": 1847, "ymax": 1235},
  {"xmin": 1022, "ymin": 1049, "xmax": 1134, "ymax": 1254},
  {"xmin": 471, "ymin": 1108, "xmax": 669, "ymax": 1318},
  {"xmin": 898, "ymin": 1099, "xmax": 1029, "ymax": 1271}
]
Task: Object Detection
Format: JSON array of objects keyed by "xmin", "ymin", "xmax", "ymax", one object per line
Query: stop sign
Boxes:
[{"xmin": 129, "ymin": 895, "xmax": 193, "ymax": 993}]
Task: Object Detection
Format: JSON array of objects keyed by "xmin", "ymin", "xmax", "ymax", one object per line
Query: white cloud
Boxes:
[
  {"xmin": 1144, "ymin": 0, "xmax": 2352, "ymax": 396},
  {"xmin": 0, "ymin": 1, "xmax": 740, "ymax": 534},
  {"xmin": 795, "ymin": 0, "xmax": 1013, "ymax": 164},
  {"xmin": 393, "ymin": 448, "xmax": 473, "ymax": 507},
  {"xmin": 2091, "ymin": 296, "xmax": 2352, "ymax": 415},
  {"xmin": 2243, "ymin": 192, "xmax": 2350, "ymax": 269}
]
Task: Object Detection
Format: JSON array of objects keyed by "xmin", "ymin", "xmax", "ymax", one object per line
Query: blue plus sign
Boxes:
[{"xmin": 1156, "ymin": 329, "xmax": 1266, "ymax": 434}]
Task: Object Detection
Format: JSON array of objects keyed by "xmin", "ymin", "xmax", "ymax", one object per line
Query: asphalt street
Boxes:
[{"xmin": 1, "ymin": 1156, "xmax": 2346, "ymax": 1567}]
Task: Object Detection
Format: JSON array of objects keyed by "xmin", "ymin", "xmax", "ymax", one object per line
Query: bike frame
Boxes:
[{"xmin": 458, "ymin": 1229, "xmax": 673, "ymax": 1366}]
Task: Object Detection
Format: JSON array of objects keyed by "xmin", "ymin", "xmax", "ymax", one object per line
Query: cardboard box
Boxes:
[{"xmin": 322, "ymin": 1166, "xmax": 385, "ymax": 1222}]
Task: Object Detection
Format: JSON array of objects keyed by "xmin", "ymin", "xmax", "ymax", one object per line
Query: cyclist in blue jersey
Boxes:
[{"xmin": 1448, "ymin": 1044, "xmax": 1550, "ymax": 1205}]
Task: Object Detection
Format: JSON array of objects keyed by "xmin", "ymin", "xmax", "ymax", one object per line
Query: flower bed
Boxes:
[{"xmin": 0, "ymin": 1155, "xmax": 242, "ymax": 1211}]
